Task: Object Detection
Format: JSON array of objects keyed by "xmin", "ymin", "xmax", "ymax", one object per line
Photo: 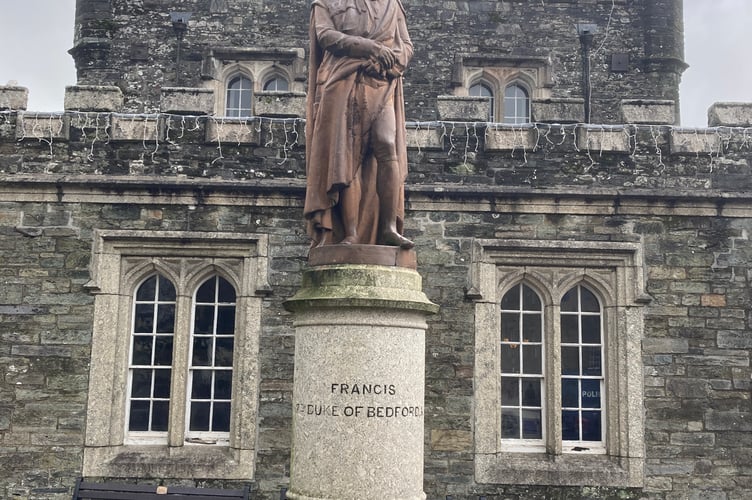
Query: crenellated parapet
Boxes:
[{"xmin": 2, "ymin": 85, "xmax": 752, "ymax": 195}]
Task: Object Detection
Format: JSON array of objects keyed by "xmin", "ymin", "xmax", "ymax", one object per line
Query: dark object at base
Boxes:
[{"xmin": 308, "ymin": 244, "xmax": 417, "ymax": 269}]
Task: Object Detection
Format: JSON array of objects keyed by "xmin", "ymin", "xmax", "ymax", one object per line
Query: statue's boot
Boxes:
[{"xmin": 378, "ymin": 160, "xmax": 414, "ymax": 249}]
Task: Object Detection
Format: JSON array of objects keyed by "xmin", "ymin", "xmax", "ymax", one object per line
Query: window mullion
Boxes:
[
  {"xmin": 547, "ymin": 302, "xmax": 562, "ymax": 455},
  {"xmin": 168, "ymin": 292, "xmax": 192, "ymax": 447}
]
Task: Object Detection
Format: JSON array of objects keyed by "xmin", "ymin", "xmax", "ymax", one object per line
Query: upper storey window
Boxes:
[
  {"xmin": 469, "ymin": 82, "xmax": 495, "ymax": 122},
  {"xmin": 452, "ymin": 54, "xmax": 553, "ymax": 123},
  {"xmin": 503, "ymin": 84, "xmax": 531, "ymax": 125},
  {"xmin": 201, "ymin": 47, "xmax": 305, "ymax": 117},
  {"xmin": 226, "ymin": 75, "xmax": 253, "ymax": 118},
  {"xmin": 263, "ymin": 75, "xmax": 290, "ymax": 92}
]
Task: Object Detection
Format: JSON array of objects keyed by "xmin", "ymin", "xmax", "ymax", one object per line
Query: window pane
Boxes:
[
  {"xmin": 561, "ymin": 288, "xmax": 578, "ymax": 312},
  {"xmin": 218, "ymin": 277, "xmax": 236, "ymax": 302},
  {"xmin": 192, "ymin": 337, "xmax": 212, "ymax": 366},
  {"xmin": 501, "ymin": 378, "xmax": 519, "ymax": 406},
  {"xmin": 562, "ymin": 378, "xmax": 579, "ymax": 408},
  {"xmin": 192, "ymin": 369, "xmax": 213, "ymax": 399},
  {"xmin": 131, "ymin": 369, "xmax": 152, "ymax": 398},
  {"xmin": 581, "ymin": 379, "xmax": 601, "ymax": 409},
  {"xmin": 501, "ymin": 313, "xmax": 520, "ymax": 343},
  {"xmin": 264, "ymin": 77, "xmax": 289, "ymax": 91},
  {"xmin": 129, "ymin": 401, "xmax": 150, "ymax": 431},
  {"xmin": 501, "ymin": 285, "xmax": 520, "ymax": 310},
  {"xmin": 158, "ymin": 276, "xmax": 176, "ymax": 301},
  {"xmin": 154, "ymin": 336, "xmax": 173, "ymax": 365},
  {"xmin": 151, "ymin": 401, "xmax": 170, "ymax": 431},
  {"xmin": 522, "ymin": 345, "xmax": 541, "ymax": 374},
  {"xmin": 194, "ymin": 305, "xmax": 215, "ymax": 334},
  {"xmin": 134, "ymin": 304, "xmax": 155, "ymax": 333},
  {"xmin": 501, "ymin": 344, "xmax": 520, "ymax": 374},
  {"xmin": 581, "ymin": 316, "xmax": 601, "ymax": 344},
  {"xmin": 521, "ymin": 409, "xmax": 542, "ymax": 439},
  {"xmin": 562, "ymin": 410, "xmax": 580, "ymax": 440},
  {"xmin": 215, "ymin": 338, "xmax": 235, "ymax": 367},
  {"xmin": 132, "ymin": 336, "xmax": 153, "ymax": 365},
  {"xmin": 522, "ymin": 313, "xmax": 541, "ymax": 343},
  {"xmin": 216, "ymin": 306, "xmax": 236, "ymax": 335},
  {"xmin": 581, "ymin": 411, "xmax": 602, "ymax": 441},
  {"xmin": 522, "ymin": 285, "xmax": 540, "ymax": 310},
  {"xmin": 156, "ymin": 304, "xmax": 175, "ymax": 333},
  {"xmin": 212, "ymin": 402, "xmax": 232, "ymax": 432},
  {"xmin": 190, "ymin": 402, "xmax": 211, "ymax": 431},
  {"xmin": 215, "ymin": 370, "xmax": 233, "ymax": 399},
  {"xmin": 153, "ymin": 368, "xmax": 172, "ymax": 398},
  {"xmin": 580, "ymin": 287, "xmax": 599, "ymax": 312},
  {"xmin": 561, "ymin": 315, "xmax": 578, "ymax": 343},
  {"xmin": 521, "ymin": 379, "xmax": 541, "ymax": 407},
  {"xmin": 582, "ymin": 346, "xmax": 602, "ymax": 376},
  {"xmin": 501, "ymin": 408, "xmax": 520, "ymax": 439},
  {"xmin": 136, "ymin": 276, "xmax": 157, "ymax": 301},
  {"xmin": 561, "ymin": 346, "xmax": 580, "ymax": 375},
  {"xmin": 196, "ymin": 277, "xmax": 215, "ymax": 303}
]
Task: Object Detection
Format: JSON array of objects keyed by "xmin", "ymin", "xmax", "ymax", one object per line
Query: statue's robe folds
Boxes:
[{"xmin": 304, "ymin": 0, "xmax": 413, "ymax": 246}]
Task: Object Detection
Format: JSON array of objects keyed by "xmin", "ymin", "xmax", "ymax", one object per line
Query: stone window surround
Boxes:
[
  {"xmin": 82, "ymin": 230, "xmax": 270, "ymax": 479},
  {"xmin": 452, "ymin": 54, "xmax": 553, "ymax": 122},
  {"xmin": 201, "ymin": 47, "xmax": 306, "ymax": 117},
  {"xmin": 468, "ymin": 238, "xmax": 648, "ymax": 487}
]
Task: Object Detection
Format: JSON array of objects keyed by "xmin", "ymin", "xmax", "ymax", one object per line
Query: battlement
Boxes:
[{"xmin": 2, "ymin": 84, "xmax": 752, "ymax": 198}]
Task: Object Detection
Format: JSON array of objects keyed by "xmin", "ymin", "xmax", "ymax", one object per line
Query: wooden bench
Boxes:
[{"xmin": 72, "ymin": 478, "xmax": 251, "ymax": 500}]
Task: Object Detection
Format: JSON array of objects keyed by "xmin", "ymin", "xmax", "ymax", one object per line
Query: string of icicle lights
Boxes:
[{"xmin": 3, "ymin": 111, "xmax": 752, "ymax": 172}]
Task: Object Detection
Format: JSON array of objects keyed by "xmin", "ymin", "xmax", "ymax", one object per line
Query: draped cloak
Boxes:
[{"xmin": 304, "ymin": 0, "xmax": 413, "ymax": 246}]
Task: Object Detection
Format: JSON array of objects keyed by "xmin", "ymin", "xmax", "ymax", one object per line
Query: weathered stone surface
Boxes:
[
  {"xmin": 708, "ymin": 102, "xmax": 752, "ymax": 127},
  {"xmin": 532, "ymin": 98, "xmax": 585, "ymax": 123},
  {"xmin": 436, "ymin": 96, "xmax": 490, "ymax": 122},
  {"xmin": 621, "ymin": 100, "xmax": 677, "ymax": 125},
  {"xmin": 254, "ymin": 92, "xmax": 306, "ymax": 118},
  {"xmin": 160, "ymin": 87, "xmax": 215, "ymax": 115},
  {"xmin": 64, "ymin": 85, "xmax": 123, "ymax": 112},
  {"xmin": 0, "ymin": 85, "xmax": 28, "ymax": 111}
]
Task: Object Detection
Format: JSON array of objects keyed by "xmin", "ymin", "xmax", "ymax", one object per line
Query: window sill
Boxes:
[
  {"xmin": 475, "ymin": 452, "xmax": 643, "ymax": 487},
  {"xmin": 83, "ymin": 444, "xmax": 254, "ymax": 479}
]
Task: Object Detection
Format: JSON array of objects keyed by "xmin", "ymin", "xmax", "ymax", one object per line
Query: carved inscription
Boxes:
[{"xmin": 295, "ymin": 382, "xmax": 423, "ymax": 419}]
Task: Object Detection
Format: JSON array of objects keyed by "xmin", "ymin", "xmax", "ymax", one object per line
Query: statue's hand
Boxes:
[{"xmin": 374, "ymin": 45, "xmax": 396, "ymax": 70}]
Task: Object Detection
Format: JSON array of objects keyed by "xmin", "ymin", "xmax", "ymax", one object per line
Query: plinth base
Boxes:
[{"xmin": 284, "ymin": 259, "xmax": 437, "ymax": 500}]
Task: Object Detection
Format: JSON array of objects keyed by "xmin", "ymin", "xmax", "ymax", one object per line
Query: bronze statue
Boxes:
[{"xmin": 304, "ymin": 0, "xmax": 414, "ymax": 249}]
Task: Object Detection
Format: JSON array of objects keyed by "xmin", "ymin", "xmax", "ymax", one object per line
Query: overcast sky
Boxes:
[{"xmin": 0, "ymin": 0, "xmax": 749, "ymax": 128}]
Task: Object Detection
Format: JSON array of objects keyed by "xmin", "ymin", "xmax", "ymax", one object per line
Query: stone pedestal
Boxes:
[{"xmin": 284, "ymin": 246, "xmax": 438, "ymax": 500}]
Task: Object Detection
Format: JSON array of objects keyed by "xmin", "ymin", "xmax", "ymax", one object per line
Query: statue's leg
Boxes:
[
  {"xmin": 339, "ymin": 182, "xmax": 359, "ymax": 245},
  {"xmin": 372, "ymin": 105, "xmax": 414, "ymax": 249}
]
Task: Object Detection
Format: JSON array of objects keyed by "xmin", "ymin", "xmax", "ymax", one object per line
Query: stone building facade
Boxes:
[{"xmin": 2, "ymin": 0, "xmax": 752, "ymax": 499}]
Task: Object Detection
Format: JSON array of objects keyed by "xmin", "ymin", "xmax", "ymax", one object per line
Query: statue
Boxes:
[{"xmin": 304, "ymin": 0, "xmax": 414, "ymax": 249}]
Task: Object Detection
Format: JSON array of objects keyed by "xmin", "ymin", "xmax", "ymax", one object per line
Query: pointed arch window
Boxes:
[
  {"xmin": 503, "ymin": 83, "xmax": 530, "ymax": 124},
  {"xmin": 127, "ymin": 274, "xmax": 176, "ymax": 438},
  {"xmin": 226, "ymin": 74, "xmax": 253, "ymax": 117},
  {"xmin": 469, "ymin": 82, "xmax": 495, "ymax": 122},
  {"xmin": 560, "ymin": 284, "xmax": 604, "ymax": 447},
  {"xmin": 84, "ymin": 230, "xmax": 268, "ymax": 479},
  {"xmin": 188, "ymin": 276, "xmax": 237, "ymax": 437},
  {"xmin": 262, "ymin": 75, "xmax": 289, "ymax": 92},
  {"xmin": 500, "ymin": 283, "xmax": 544, "ymax": 448},
  {"xmin": 470, "ymin": 239, "xmax": 647, "ymax": 486}
]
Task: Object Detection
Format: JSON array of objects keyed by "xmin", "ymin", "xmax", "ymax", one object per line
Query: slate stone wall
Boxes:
[
  {"xmin": 69, "ymin": 0, "xmax": 684, "ymax": 122},
  {"xmin": 1, "ymin": 105, "xmax": 752, "ymax": 498}
]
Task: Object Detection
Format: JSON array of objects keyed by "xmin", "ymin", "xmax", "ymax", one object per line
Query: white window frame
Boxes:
[
  {"xmin": 469, "ymin": 239, "xmax": 648, "ymax": 487},
  {"xmin": 82, "ymin": 230, "xmax": 269, "ymax": 479}
]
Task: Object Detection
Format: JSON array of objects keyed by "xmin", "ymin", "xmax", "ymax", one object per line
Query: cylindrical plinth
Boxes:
[{"xmin": 284, "ymin": 260, "xmax": 438, "ymax": 500}]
